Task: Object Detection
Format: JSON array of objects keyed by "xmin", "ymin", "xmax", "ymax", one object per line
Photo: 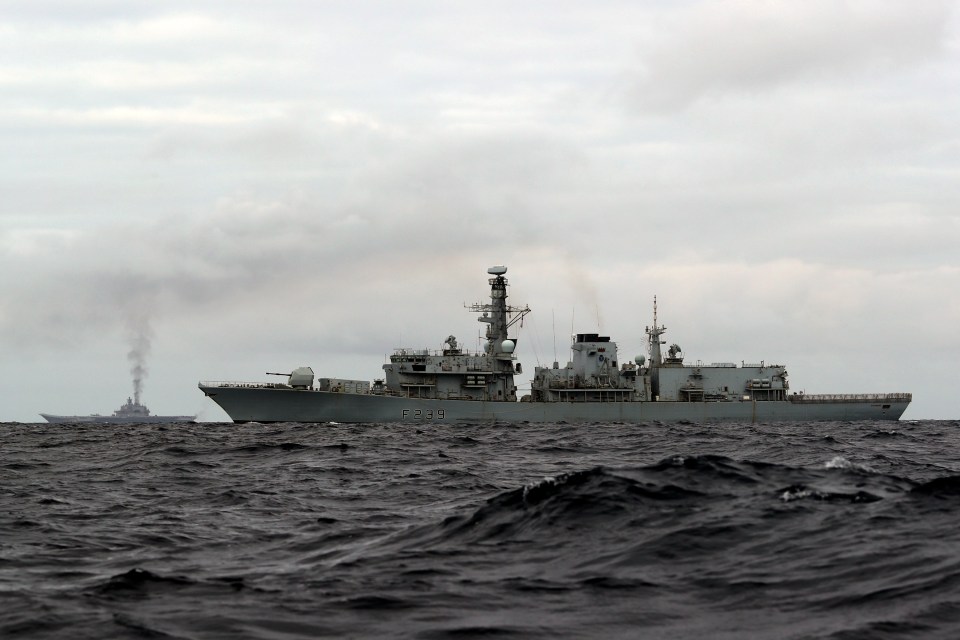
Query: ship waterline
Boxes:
[
  {"xmin": 197, "ymin": 384, "xmax": 910, "ymax": 424},
  {"xmin": 199, "ymin": 266, "xmax": 911, "ymax": 424}
]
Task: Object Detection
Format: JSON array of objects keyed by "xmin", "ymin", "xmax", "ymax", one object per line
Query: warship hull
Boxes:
[
  {"xmin": 40, "ymin": 395, "xmax": 195, "ymax": 424},
  {"xmin": 199, "ymin": 384, "xmax": 910, "ymax": 424},
  {"xmin": 199, "ymin": 265, "xmax": 912, "ymax": 424},
  {"xmin": 40, "ymin": 413, "xmax": 196, "ymax": 424}
]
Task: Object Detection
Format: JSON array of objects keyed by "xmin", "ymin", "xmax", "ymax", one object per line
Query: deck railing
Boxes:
[
  {"xmin": 199, "ymin": 381, "xmax": 290, "ymax": 390},
  {"xmin": 788, "ymin": 393, "xmax": 912, "ymax": 404}
]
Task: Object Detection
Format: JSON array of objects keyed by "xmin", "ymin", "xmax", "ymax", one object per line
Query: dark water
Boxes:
[{"xmin": 3, "ymin": 420, "xmax": 960, "ymax": 639}]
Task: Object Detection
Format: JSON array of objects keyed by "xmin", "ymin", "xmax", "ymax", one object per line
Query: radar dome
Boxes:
[
  {"xmin": 501, "ymin": 339, "xmax": 516, "ymax": 353},
  {"xmin": 635, "ymin": 355, "xmax": 646, "ymax": 366},
  {"xmin": 487, "ymin": 265, "xmax": 507, "ymax": 275}
]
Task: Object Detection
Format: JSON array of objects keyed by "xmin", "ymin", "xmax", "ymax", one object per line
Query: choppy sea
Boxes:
[{"xmin": 3, "ymin": 420, "xmax": 960, "ymax": 639}]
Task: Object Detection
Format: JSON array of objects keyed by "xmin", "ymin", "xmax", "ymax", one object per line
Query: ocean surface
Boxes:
[{"xmin": 3, "ymin": 420, "xmax": 960, "ymax": 639}]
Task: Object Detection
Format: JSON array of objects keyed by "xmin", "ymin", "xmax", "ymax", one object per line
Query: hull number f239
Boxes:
[{"xmin": 402, "ymin": 409, "xmax": 445, "ymax": 420}]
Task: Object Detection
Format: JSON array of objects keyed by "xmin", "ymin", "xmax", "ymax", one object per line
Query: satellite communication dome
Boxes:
[
  {"xmin": 487, "ymin": 265, "xmax": 508, "ymax": 275},
  {"xmin": 501, "ymin": 339, "xmax": 516, "ymax": 353},
  {"xmin": 635, "ymin": 355, "xmax": 646, "ymax": 366}
]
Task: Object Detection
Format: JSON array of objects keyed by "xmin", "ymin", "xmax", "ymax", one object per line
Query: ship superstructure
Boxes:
[
  {"xmin": 530, "ymin": 297, "xmax": 789, "ymax": 406},
  {"xmin": 198, "ymin": 266, "xmax": 911, "ymax": 423},
  {"xmin": 376, "ymin": 265, "xmax": 530, "ymax": 404}
]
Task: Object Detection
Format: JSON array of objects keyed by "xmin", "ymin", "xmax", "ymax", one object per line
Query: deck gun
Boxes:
[{"xmin": 266, "ymin": 367, "xmax": 315, "ymax": 389}]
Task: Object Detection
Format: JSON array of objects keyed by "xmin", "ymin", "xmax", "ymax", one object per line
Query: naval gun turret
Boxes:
[{"xmin": 266, "ymin": 366, "xmax": 315, "ymax": 389}]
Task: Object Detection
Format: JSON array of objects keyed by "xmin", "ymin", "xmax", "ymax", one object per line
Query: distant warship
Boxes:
[
  {"xmin": 199, "ymin": 266, "xmax": 911, "ymax": 424},
  {"xmin": 40, "ymin": 393, "xmax": 195, "ymax": 424}
]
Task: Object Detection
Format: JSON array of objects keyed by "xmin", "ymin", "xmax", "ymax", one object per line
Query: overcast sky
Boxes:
[{"xmin": 2, "ymin": 0, "xmax": 958, "ymax": 422}]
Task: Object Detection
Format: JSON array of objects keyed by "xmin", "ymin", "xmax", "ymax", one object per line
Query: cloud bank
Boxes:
[{"xmin": 1, "ymin": 0, "xmax": 958, "ymax": 420}]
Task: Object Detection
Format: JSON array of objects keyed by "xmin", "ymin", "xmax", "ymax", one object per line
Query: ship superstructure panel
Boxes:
[
  {"xmin": 655, "ymin": 363, "xmax": 788, "ymax": 402},
  {"xmin": 531, "ymin": 334, "xmax": 649, "ymax": 403},
  {"xmin": 382, "ymin": 344, "xmax": 520, "ymax": 402}
]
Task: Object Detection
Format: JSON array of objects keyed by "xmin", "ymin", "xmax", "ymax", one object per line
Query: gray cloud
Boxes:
[
  {"xmin": 629, "ymin": 1, "xmax": 953, "ymax": 112},
  {"xmin": 1, "ymin": 1, "xmax": 957, "ymax": 420}
]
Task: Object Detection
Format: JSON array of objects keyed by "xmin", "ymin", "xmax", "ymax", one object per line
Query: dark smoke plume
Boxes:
[{"xmin": 126, "ymin": 314, "xmax": 153, "ymax": 405}]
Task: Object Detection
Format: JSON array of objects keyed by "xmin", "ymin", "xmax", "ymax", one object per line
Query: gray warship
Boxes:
[
  {"xmin": 40, "ymin": 393, "xmax": 195, "ymax": 424},
  {"xmin": 199, "ymin": 266, "xmax": 911, "ymax": 423}
]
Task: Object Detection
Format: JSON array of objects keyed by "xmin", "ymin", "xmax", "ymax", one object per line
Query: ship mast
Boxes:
[
  {"xmin": 467, "ymin": 266, "xmax": 530, "ymax": 355},
  {"xmin": 646, "ymin": 295, "xmax": 666, "ymax": 366},
  {"xmin": 645, "ymin": 296, "xmax": 666, "ymax": 400}
]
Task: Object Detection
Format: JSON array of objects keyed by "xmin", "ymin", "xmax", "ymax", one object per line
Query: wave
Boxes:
[
  {"xmin": 8, "ymin": 421, "xmax": 960, "ymax": 639},
  {"xmin": 911, "ymin": 475, "xmax": 960, "ymax": 497},
  {"xmin": 93, "ymin": 568, "xmax": 195, "ymax": 596},
  {"xmin": 345, "ymin": 455, "xmax": 960, "ymax": 577},
  {"xmin": 434, "ymin": 466, "xmax": 705, "ymax": 543},
  {"xmin": 90, "ymin": 568, "xmax": 259, "ymax": 600}
]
